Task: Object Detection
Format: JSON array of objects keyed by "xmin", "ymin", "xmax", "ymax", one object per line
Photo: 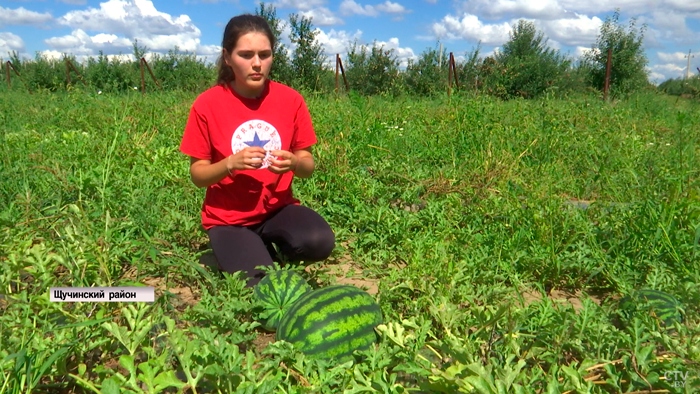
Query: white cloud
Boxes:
[
  {"xmin": 37, "ymin": 50, "xmax": 64, "ymax": 61},
  {"xmin": 58, "ymin": 0, "xmax": 198, "ymax": 38},
  {"xmin": 45, "ymin": 29, "xmax": 132, "ymax": 55},
  {"xmin": 647, "ymin": 9, "xmax": 695, "ymax": 44},
  {"xmin": 458, "ymin": 0, "xmax": 572, "ymax": 20},
  {"xmin": 431, "ymin": 13, "xmax": 511, "ymax": 45},
  {"xmin": 652, "ymin": 62, "xmax": 685, "ymax": 75},
  {"xmin": 0, "ymin": 32, "xmax": 25, "ymax": 55},
  {"xmin": 573, "ymin": 45, "xmax": 596, "ymax": 58},
  {"xmin": 556, "ymin": 0, "xmax": 663, "ymax": 15},
  {"xmin": 648, "ymin": 71, "xmax": 665, "ymax": 84},
  {"xmin": 373, "ymin": 37, "xmax": 416, "ymax": 67},
  {"xmin": 44, "ymin": 0, "xmax": 218, "ymax": 60},
  {"xmin": 376, "ymin": 1, "xmax": 410, "ymax": 14},
  {"xmin": 273, "ymin": 0, "xmax": 327, "ymax": 11},
  {"xmin": 38, "ymin": 49, "xmax": 142, "ymax": 63},
  {"xmin": 657, "ymin": 51, "xmax": 689, "ymax": 63},
  {"xmin": 0, "ymin": 6, "xmax": 53, "ymax": 27},
  {"xmin": 339, "ymin": 0, "xmax": 410, "ymax": 16},
  {"xmin": 340, "ymin": 0, "xmax": 380, "ymax": 16},
  {"xmin": 300, "ymin": 8, "xmax": 344, "ymax": 26},
  {"xmin": 539, "ymin": 14, "xmax": 603, "ymax": 47},
  {"xmin": 664, "ymin": 0, "xmax": 700, "ymax": 13},
  {"xmin": 314, "ymin": 28, "xmax": 363, "ymax": 56}
]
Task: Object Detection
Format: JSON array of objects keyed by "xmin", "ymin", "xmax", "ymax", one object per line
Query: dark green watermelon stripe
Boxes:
[
  {"xmin": 298, "ymin": 312, "xmax": 381, "ymax": 352},
  {"xmin": 283, "ymin": 286, "xmax": 358, "ymax": 320},
  {"xmin": 301, "ymin": 295, "xmax": 378, "ymax": 331},
  {"xmin": 282, "ymin": 273, "xmax": 309, "ymax": 302},
  {"xmin": 254, "ymin": 270, "xmax": 312, "ymax": 331},
  {"xmin": 304, "ymin": 331, "xmax": 378, "ymax": 359},
  {"xmin": 278, "ymin": 287, "xmax": 377, "ymax": 338},
  {"xmin": 278, "ymin": 287, "xmax": 359, "ymax": 334},
  {"xmin": 288, "ymin": 304, "xmax": 382, "ymax": 344},
  {"xmin": 255, "ymin": 280, "xmax": 281, "ymax": 305},
  {"xmin": 638, "ymin": 291, "xmax": 679, "ymax": 305}
]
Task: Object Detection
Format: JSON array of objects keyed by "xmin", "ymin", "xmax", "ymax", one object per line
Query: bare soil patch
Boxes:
[
  {"xmin": 251, "ymin": 331, "xmax": 276, "ymax": 354},
  {"xmin": 306, "ymin": 242, "xmax": 380, "ymax": 295},
  {"xmin": 518, "ymin": 288, "xmax": 616, "ymax": 312}
]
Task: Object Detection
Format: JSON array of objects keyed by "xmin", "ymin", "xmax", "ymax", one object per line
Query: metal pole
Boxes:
[
  {"xmin": 685, "ymin": 49, "xmax": 694, "ymax": 80},
  {"xmin": 140, "ymin": 58, "xmax": 145, "ymax": 95},
  {"xmin": 141, "ymin": 57, "xmax": 161, "ymax": 90},
  {"xmin": 604, "ymin": 47, "xmax": 612, "ymax": 101},
  {"xmin": 66, "ymin": 58, "xmax": 71, "ymax": 86},
  {"xmin": 338, "ymin": 57, "xmax": 349, "ymax": 92},
  {"xmin": 451, "ymin": 52, "xmax": 459, "ymax": 89},
  {"xmin": 68, "ymin": 59, "xmax": 87, "ymax": 87},
  {"xmin": 448, "ymin": 55, "xmax": 453, "ymax": 97}
]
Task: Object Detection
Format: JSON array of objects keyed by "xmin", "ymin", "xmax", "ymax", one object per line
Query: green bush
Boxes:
[
  {"xmin": 582, "ymin": 10, "xmax": 650, "ymax": 99},
  {"xmin": 403, "ymin": 44, "xmax": 449, "ymax": 97},
  {"xmin": 491, "ymin": 20, "xmax": 570, "ymax": 99},
  {"xmin": 344, "ymin": 40, "xmax": 402, "ymax": 96}
]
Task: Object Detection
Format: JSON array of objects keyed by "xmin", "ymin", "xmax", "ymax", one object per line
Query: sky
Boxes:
[{"xmin": 1, "ymin": 0, "xmax": 699, "ymax": 84}]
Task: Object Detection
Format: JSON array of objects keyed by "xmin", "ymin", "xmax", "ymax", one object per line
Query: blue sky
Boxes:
[{"xmin": 1, "ymin": 0, "xmax": 699, "ymax": 84}]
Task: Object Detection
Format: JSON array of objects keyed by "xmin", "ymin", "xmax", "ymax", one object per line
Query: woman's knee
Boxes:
[{"xmin": 294, "ymin": 227, "xmax": 335, "ymax": 261}]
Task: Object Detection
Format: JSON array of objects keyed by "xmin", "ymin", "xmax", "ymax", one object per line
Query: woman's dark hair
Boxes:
[{"xmin": 216, "ymin": 14, "xmax": 276, "ymax": 86}]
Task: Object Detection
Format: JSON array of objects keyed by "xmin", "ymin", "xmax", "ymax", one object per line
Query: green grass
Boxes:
[{"xmin": 1, "ymin": 88, "xmax": 699, "ymax": 393}]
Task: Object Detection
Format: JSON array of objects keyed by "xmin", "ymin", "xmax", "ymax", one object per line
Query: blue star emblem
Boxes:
[{"xmin": 243, "ymin": 131, "xmax": 270, "ymax": 149}]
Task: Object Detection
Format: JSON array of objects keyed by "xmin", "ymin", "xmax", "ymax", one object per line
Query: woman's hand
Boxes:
[
  {"xmin": 228, "ymin": 147, "xmax": 267, "ymax": 171},
  {"xmin": 268, "ymin": 150, "xmax": 298, "ymax": 174}
]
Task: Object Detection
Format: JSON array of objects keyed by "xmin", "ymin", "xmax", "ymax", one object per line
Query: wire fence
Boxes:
[{"xmin": 4, "ymin": 49, "xmax": 623, "ymax": 99}]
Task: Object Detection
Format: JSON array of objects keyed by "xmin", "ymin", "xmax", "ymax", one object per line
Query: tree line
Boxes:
[{"xmin": 2, "ymin": 4, "xmax": 692, "ymax": 100}]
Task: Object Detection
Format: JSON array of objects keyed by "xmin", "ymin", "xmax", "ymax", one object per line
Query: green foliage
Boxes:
[
  {"xmin": 403, "ymin": 43, "xmax": 449, "ymax": 96},
  {"xmin": 658, "ymin": 75, "xmax": 700, "ymax": 97},
  {"xmin": 583, "ymin": 9, "xmax": 650, "ymax": 98},
  {"xmin": 148, "ymin": 48, "xmax": 215, "ymax": 92},
  {"xmin": 455, "ymin": 42, "xmax": 483, "ymax": 93},
  {"xmin": 2, "ymin": 89, "xmax": 699, "ymax": 392},
  {"xmin": 492, "ymin": 20, "xmax": 571, "ymax": 99},
  {"xmin": 253, "ymin": 269, "xmax": 312, "ymax": 331},
  {"xmin": 288, "ymin": 13, "xmax": 327, "ymax": 92},
  {"xmin": 1, "ymin": 6, "xmax": 680, "ymax": 102},
  {"xmin": 256, "ymin": 2, "xmax": 294, "ymax": 86},
  {"xmin": 345, "ymin": 40, "xmax": 402, "ymax": 96}
]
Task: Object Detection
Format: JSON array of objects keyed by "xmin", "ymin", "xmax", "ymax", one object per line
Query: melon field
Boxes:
[{"xmin": 1, "ymin": 88, "xmax": 699, "ymax": 393}]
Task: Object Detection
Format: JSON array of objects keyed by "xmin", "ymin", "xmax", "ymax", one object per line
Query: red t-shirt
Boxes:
[{"xmin": 180, "ymin": 80, "xmax": 317, "ymax": 229}]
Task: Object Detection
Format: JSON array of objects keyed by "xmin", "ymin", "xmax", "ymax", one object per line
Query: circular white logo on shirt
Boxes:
[{"xmin": 231, "ymin": 120, "xmax": 282, "ymax": 169}]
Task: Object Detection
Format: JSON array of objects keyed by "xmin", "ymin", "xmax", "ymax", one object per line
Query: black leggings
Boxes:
[{"xmin": 207, "ymin": 204, "xmax": 335, "ymax": 287}]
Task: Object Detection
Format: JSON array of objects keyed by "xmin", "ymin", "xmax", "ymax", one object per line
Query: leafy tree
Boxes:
[
  {"xmin": 345, "ymin": 40, "xmax": 401, "ymax": 96},
  {"xmin": 256, "ymin": 2, "xmax": 294, "ymax": 86},
  {"xmin": 132, "ymin": 39, "xmax": 148, "ymax": 61},
  {"xmin": 455, "ymin": 42, "xmax": 483, "ymax": 93},
  {"xmin": 582, "ymin": 9, "xmax": 650, "ymax": 98},
  {"xmin": 492, "ymin": 19, "xmax": 570, "ymax": 99},
  {"xmin": 403, "ymin": 43, "xmax": 448, "ymax": 96},
  {"xmin": 658, "ymin": 75, "xmax": 700, "ymax": 97},
  {"xmin": 288, "ymin": 13, "xmax": 326, "ymax": 92}
]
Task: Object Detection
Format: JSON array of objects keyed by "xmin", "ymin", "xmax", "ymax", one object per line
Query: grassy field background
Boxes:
[{"xmin": 1, "ymin": 88, "xmax": 699, "ymax": 393}]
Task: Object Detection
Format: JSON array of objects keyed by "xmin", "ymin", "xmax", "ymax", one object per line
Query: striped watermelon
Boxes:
[
  {"xmin": 254, "ymin": 270, "xmax": 312, "ymax": 332},
  {"xmin": 276, "ymin": 285, "xmax": 383, "ymax": 362},
  {"xmin": 618, "ymin": 289, "xmax": 683, "ymax": 329}
]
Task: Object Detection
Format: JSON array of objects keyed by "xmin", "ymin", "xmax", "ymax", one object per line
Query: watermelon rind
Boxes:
[
  {"xmin": 618, "ymin": 289, "xmax": 683, "ymax": 329},
  {"xmin": 276, "ymin": 285, "xmax": 384, "ymax": 362},
  {"xmin": 253, "ymin": 270, "xmax": 312, "ymax": 332}
]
